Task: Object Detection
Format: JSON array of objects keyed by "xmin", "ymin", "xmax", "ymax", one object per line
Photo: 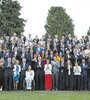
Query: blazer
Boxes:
[
  {"xmin": 80, "ymin": 63, "xmax": 88, "ymax": 77},
  {"xmin": 51, "ymin": 61, "xmax": 60, "ymax": 73},
  {"xmin": 35, "ymin": 61, "xmax": 44, "ymax": 71}
]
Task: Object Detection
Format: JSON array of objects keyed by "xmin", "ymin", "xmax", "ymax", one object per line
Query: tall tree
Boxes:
[
  {"xmin": 0, "ymin": 0, "xmax": 26, "ymax": 36},
  {"xmin": 45, "ymin": 6, "xmax": 74, "ymax": 38},
  {"xmin": 87, "ymin": 27, "xmax": 90, "ymax": 35}
]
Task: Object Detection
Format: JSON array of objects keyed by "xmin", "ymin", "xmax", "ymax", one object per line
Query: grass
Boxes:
[{"xmin": 0, "ymin": 91, "xmax": 90, "ymax": 100}]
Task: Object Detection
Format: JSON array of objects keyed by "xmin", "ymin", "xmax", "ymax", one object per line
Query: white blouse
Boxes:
[
  {"xmin": 44, "ymin": 64, "xmax": 52, "ymax": 74},
  {"xmin": 73, "ymin": 66, "xmax": 81, "ymax": 75},
  {"xmin": 25, "ymin": 70, "xmax": 34, "ymax": 80}
]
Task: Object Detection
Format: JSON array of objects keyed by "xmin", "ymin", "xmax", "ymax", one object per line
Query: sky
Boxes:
[{"xmin": 19, "ymin": 0, "xmax": 90, "ymax": 39}]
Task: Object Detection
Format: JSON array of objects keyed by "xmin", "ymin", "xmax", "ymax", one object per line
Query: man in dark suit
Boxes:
[
  {"xmin": 72, "ymin": 51, "xmax": 80, "ymax": 65},
  {"xmin": 9, "ymin": 40, "xmax": 16, "ymax": 53},
  {"xmin": 27, "ymin": 50, "xmax": 34, "ymax": 68},
  {"xmin": 59, "ymin": 58, "xmax": 66, "ymax": 90},
  {"xmin": 3, "ymin": 49, "xmax": 11, "ymax": 62},
  {"xmin": 20, "ymin": 58, "xmax": 28, "ymax": 90},
  {"xmin": 64, "ymin": 50, "xmax": 72, "ymax": 62},
  {"xmin": 4, "ymin": 58, "xmax": 14, "ymax": 91},
  {"xmin": 80, "ymin": 59, "xmax": 88, "ymax": 90},
  {"xmin": 35, "ymin": 56, "xmax": 44, "ymax": 90},
  {"xmin": 19, "ymin": 49, "xmax": 27, "ymax": 64}
]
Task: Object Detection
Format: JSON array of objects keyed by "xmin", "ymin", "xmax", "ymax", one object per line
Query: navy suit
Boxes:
[
  {"xmin": 20, "ymin": 63, "xmax": 28, "ymax": 89},
  {"xmin": 80, "ymin": 63, "xmax": 88, "ymax": 89},
  {"xmin": 26, "ymin": 53, "xmax": 34, "ymax": 69},
  {"xmin": 3, "ymin": 53, "xmax": 11, "ymax": 62}
]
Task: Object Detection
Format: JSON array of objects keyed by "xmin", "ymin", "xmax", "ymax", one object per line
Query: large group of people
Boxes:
[{"xmin": 0, "ymin": 33, "xmax": 90, "ymax": 91}]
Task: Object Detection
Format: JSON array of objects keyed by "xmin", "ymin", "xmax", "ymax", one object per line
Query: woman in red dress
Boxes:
[{"xmin": 44, "ymin": 59, "xmax": 52, "ymax": 90}]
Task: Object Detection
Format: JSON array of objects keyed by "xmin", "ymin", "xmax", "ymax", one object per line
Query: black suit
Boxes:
[
  {"xmin": 65, "ymin": 66, "xmax": 74, "ymax": 90},
  {"xmin": 27, "ymin": 53, "xmax": 34, "ymax": 67},
  {"xmin": 4, "ymin": 62, "xmax": 14, "ymax": 90},
  {"xmin": 59, "ymin": 62, "xmax": 66, "ymax": 90},
  {"xmin": 35, "ymin": 61, "xmax": 44, "ymax": 90}
]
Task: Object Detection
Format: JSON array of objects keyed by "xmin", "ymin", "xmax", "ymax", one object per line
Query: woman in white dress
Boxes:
[{"xmin": 25, "ymin": 65, "xmax": 34, "ymax": 90}]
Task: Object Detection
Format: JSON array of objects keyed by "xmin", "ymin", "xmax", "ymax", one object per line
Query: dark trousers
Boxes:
[
  {"xmin": 35, "ymin": 70, "xmax": 44, "ymax": 90},
  {"xmin": 5, "ymin": 75, "xmax": 12, "ymax": 90},
  {"xmin": 60, "ymin": 73, "xmax": 65, "ymax": 90},
  {"xmin": 81, "ymin": 76, "xmax": 87, "ymax": 90},
  {"xmin": 66, "ymin": 75, "xmax": 73, "ymax": 90},
  {"xmin": 20, "ymin": 71, "xmax": 25, "ymax": 90},
  {"xmin": 20, "ymin": 75, "xmax": 25, "ymax": 90},
  {"xmin": 52, "ymin": 72, "xmax": 59, "ymax": 90},
  {"xmin": 88, "ymin": 74, "xmax": 90, "ymax": 91},
  {"xmin": 74, "ymin": 75, "xmax": 81, "ymax": 90},
  {"xmin": 4, "ymin": 69, "xmax": 13, "ymax": 90}
]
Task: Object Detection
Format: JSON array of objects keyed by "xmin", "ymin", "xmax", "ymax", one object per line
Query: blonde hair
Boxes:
[{"xmin": 15, "ymin": 60, "xmax": 19, "ymax": 65}]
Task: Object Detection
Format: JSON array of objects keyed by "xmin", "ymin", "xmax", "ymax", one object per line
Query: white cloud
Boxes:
[{"xmin": 19, "ymin": 0, "xmax": 90, "ymax": 39}]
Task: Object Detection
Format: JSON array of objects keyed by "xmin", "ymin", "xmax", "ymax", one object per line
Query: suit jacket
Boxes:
[
  {"xmin": 80, "ymin": 63, "xmax": 88, "ymax": 77},
  {"xmin": 21, "ymin": 63, "xmax": 28, "ymax": 71},
  {"xmin": 60, "ymin": 62, "xmax": 66, "ymax": 74},
  {"xmin": 64, "ymin": 54, "xmax": 72, "ymax": 62},
  {"xmin": 9, "ymin": 45, "xmax": 16, "ymax": 52},
  {"xmin": 4, "ymin": 62, "xmax": 14, "ymax": 76},
  {"xmin": 35, "ymin": 61, "xmax": 44, "ymax": 73},
  {"xmin": 3, "ymin": 53, "xmax": 11, "ymax": 62},
  {"xmin": 21, "ymin": 63, "xmax": 28, "ymax": 76},
  {"xmin": 52, "ymin": 61, "xmax": 60, "ymax": 73}
]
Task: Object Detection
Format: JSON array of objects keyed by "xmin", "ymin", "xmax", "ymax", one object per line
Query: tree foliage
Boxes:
[
  {"xmin": 0, "ymin": 0, "xmax": 26, "ymax": 36},
  {"xmin": 45, "ymin": 6, "xmax": 74, "ymax": 38}
]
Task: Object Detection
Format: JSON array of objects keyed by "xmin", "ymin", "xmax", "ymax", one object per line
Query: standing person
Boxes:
[
  {"xmin": 4, "ymin": 58, "xmax": 14, "ymax": 91},
  {"xmin": 20, "ymin": 58, "xmax": 28, "ymax": 90},
  {"xmin": 0, "ymin": 59, "xmax": 4, "ymax": 91},
  {"xmin": 25, "ymin": 65, "xmax": 34, "ymax": 90},
  {"xmin": 59, "ymin": 58, "xmax": 66, "ymax": 90},
  {"xmin": 13, "ymin": 60, "xmax": 21, "ymax": 90},
  {"xmin": 80, "ymin": 59, "xmax": 88, "ymax": 90},
  {"xmin": 52, "ymin": 57, "xmax": 60, "ymax": 91},
  {"xmin": 44, "ymin": 59, "xmax": 52, "ymax": 90},
  {"xmin": 87, "ymin": 52, "xmax": 90, "ymax": 91},
  {"xmin": 35, "ymin": 56, "xmax": 44, "ymax": 90},
  {"xmin": 73, "ymin": 62, "xmax": 81, "ymax": 91},
  {"xmin": 65, "ymin": 60, "xmax": 74, "ymax": 90}
]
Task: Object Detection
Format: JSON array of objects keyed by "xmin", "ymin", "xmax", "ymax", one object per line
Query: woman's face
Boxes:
[
  {"xmin": 47, "ymin": 60, "xmax": 49, "ymax": 64},
  {"xmin": 67, "ymin": 60, "xmax": 70, "ymax": 64},
  {"xmin": 28, "ymin": 66, "xmax": 31, "ymax": 70},
  {"xmin": 75, "ymin": 63, "xmax": 78, "ymax": 66}
]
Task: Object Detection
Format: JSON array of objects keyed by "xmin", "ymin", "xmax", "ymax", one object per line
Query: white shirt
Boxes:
[
  {"xmin": 73, "ymin": 66, "xmax": 81, "ymax": 75},
  {"xmin": 44, "ymin": 64, "xmax": 52, "ymax": 74},
  {"xmin": 25, "ymin": 70, "xmax": 34, "ymax": 80}
]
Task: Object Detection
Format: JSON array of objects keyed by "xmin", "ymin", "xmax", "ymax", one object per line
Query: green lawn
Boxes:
[{"xmin": 0, "ymin": 91, "xmax": 90, "ymax": 100}]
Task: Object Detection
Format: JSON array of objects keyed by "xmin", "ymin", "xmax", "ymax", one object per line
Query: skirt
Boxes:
[{"xmin": 45, "ymin": 74, "xmax": 52, "ymax": 90}]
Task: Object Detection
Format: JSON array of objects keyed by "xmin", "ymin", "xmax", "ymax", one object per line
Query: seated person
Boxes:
[{"xmin": 25, "ymin": 65, "xmax": 34, "ymax": 90}]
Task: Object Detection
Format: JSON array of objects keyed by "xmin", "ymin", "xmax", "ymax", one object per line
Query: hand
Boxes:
[{"xmin": 23, "ymin": 67, "xmax": 25, "ymax": 70}]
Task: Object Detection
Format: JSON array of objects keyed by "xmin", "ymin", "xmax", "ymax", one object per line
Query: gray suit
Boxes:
[{"xmin": 52, "ymin": 61, "xmax": 60, "ymax": 90}]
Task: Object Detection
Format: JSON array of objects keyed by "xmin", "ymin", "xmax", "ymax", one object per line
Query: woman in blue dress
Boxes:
[{"xmin": 13, "ymin": 60, "xmax": 21, "ymax": 90}]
